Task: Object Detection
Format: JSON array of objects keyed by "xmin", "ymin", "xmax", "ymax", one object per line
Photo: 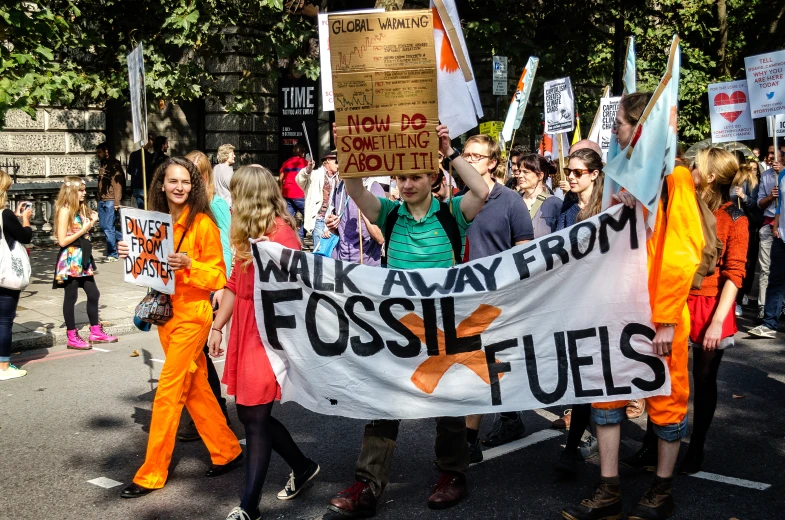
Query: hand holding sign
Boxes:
[
  {"xmin": 120, "ymin": 208, "xmax": 176, "ymax": 294},
  {"xmin": 168, "ymin": 253, "xmax": 191, "ymax": 271}
]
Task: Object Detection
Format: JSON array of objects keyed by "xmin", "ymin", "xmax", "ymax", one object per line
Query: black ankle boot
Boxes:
[
  {"xmin": 627, "ymin": 476, "xmax": 674, "ymax": 520},
  {"xmin": 561, "ymin": 477, "xmax": 623, "ymax": 520},
  {"xmin": 621, "ymin": 440, "xmax": 657, "ymax": 471}
]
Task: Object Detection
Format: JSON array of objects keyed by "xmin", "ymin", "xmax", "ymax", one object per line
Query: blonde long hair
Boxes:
[
  {"xmin": 731, "ymin": 161, "xmax": 759, "ymax": 192},
  {"xmin": 185, "ymin": 150, "xmax": 215, "ymax": 200},
  {"xmin": 0, "ymin": 170, "xmax": 11, "ymax": 209},
  {"xmin": 230, "ymin": 165, "xmax": 296, "ymax": 268},
  {"xmin": 693, "ymin": 147, "xmax": 738, "ymax": 212},
  {"xmin": 53, "ymin": 176, "xmax": 89, "ymax": 230}
]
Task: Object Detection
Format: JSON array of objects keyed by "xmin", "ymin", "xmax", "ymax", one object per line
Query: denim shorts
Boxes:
[{"xmin": 591, "ymin": 405, "xmax": 688, "ymax": 442}]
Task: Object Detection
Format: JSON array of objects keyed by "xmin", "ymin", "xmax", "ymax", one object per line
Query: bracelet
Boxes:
[
  {"xmin": 446, "ymin": 149, "xmax": 460, "ymax": 162},
  {"xmin": 211, "ymin": 328, "xmax": 223, "ymax": 333}
]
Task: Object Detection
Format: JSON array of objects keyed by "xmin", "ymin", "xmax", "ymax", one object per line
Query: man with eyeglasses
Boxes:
[{"xmin": 327, "ymin": 124, "xmax": 489, "ymax": 517}]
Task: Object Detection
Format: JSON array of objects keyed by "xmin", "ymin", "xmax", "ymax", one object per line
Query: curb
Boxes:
[{"xmin": 12, "ymin": 320, "xmax": 143, "ymax": 352}]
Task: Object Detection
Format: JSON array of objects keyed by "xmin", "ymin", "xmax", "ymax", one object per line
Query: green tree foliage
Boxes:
[{"xmin": 0, "ymin": 0, "xmax": 318, "ymax": 127}]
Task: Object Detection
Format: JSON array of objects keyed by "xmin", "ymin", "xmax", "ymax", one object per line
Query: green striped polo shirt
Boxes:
[{"xmin": 376, "ymin": 196, "xmax": 470, "ymax": 270}]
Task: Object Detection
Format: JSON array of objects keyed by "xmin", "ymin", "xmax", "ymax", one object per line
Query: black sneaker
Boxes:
[
  {"xmin": 554, "ymin": 450, "xmax": 582, "ymax": 476},
  {"xmin": 621, "ymin": 441, "xmax": 657, "ymax": 471},
  {"xmin": 482, "ymin": 413, "xmax": 525, "ymax": 447},
  {"xmin": 277, "ymin": 460, "xmax": 320, "ymax": 500},
  {"xmin": 468, "ymin": 439, "xmax": 483, "ymax": 464},
  {"xmin": 177, "ymin": 420, "xmax": 201, "ymax": 442}
]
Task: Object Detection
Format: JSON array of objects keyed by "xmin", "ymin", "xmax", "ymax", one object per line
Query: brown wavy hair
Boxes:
[
  {"xmin": 568, "ymin": 148, "xmax": 605, "ymax": 222},
  {"xmin": 148, "ymin": 157, "xmax": 215, "ymax": 231},
  {"xmin": 693, "ymin": 147, "xmax": 738, "ymax": 212}
]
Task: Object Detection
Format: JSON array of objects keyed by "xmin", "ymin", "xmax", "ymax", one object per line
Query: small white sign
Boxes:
[
  {"xmin": 744, "ymin": 50, "xmax": 785, "ymax": 118},
  {"xmin": 708, "ymin": 80, "xmax": 755, "ymax": 144},
  {"xmin": 493, "ymin": 56, "xmax": 508, "ymax": 96},
  {"xmin": 597, "ymin": 96, "xmax": 622, "ymax": 162},
  {"xmin": 120, "ymin": 209, "xmax": 175, "ymax": 295},
  {"xmin": 544, "ymin": 77, "xmax": 575, "ymax": 134},
  {"xmin": 766, "ymin": 113, "xmax": 785, "ymax": 137}
]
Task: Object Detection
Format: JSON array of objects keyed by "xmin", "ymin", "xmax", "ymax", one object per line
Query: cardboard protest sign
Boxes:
[
  {"xmin": 126, "ymin": 43, "xmax": 147, "ymax": 147},
  {"xmin": 544, "ymin": 77, "xmax": 575, "ymax": 134},
  {"xmin": 502, "ymin": 56, "xmax": 539, "ymax": 142},
  {"xmin": 252, "ymin": 204, "xmax": 670, "ymax": 420},
  {"xmin": 331, "ymin": 10, "xmax": 439, "ymax": 178},
  {"xmin": 745, "ymin": 50, "xmax": 785, "ymax": 118},
  {"xmin": 120, "ymin": 208, "xmax": 175, "ymax": 295},
  {"xmin": 318, "ymin": 9, "xmax": 384, "ymax": 112},
  {"xmin": 708, "ymin": 80, "xmax": 755, "ymax": 144}
]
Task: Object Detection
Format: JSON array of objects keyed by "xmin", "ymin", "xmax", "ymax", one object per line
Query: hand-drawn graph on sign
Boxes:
[{"xmin": 330, "ymin": 10, "xmax": 438, "ymax": 178}]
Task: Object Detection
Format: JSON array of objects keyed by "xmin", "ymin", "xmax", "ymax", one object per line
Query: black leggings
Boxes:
[
  {"xmin": 62, "ymin": 276, "xmax": 100, "ymax": 330},
  {"xmin": 564, "ymin": 404, "xmax": 592, "ymax": 453},
  {"xmin": 237, "ymin": 402, "xmax": 311, "ymax": 517},
  {"xmin": 690, "ymin": 347, "xmax": 725, "ymax": 451}
]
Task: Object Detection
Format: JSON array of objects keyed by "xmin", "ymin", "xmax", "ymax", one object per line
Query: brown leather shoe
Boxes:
[
  {"xmin": 627, "ymin": 477, "xmax": 674, "ymax": 520},
  {"xmin": 626, "ymin": 399, "xmax": 647, "ymax": 419},
  {"xmin": 552, "ymin": 409, "xmax": 572, "ymax": 429},
  {"xmin": 328, "ymin": 480, "xmax": 377, "ymax": 518},
  {"xmin": 427, "ymin": 472, "xmax": 468, "ymax": 510},
  {"xmin": 561, "ymin": 479, "xmax": 622, "ymax": 520}
]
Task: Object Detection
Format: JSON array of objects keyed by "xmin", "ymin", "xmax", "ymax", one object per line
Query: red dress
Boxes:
[{"xmin": 222, "ymin": 217, "xmax": 301, "ymax": 405}]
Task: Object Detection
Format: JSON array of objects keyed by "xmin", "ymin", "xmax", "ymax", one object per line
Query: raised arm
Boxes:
[
  {"xmin": 436, "ymin": 124, "xmax": 488, "ymax": 221},
  {"xmin": 345, "ymin": 177, "xmax": 382, "ymax": 223}
]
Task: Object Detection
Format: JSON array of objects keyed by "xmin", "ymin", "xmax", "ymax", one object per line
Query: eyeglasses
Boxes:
[
  {"xmin": 611, "ymin": 118, "xmax": 627, "ymax": 132},
  {"xmin": 460, "ymin": 152, "xmax": 489, "ymax": 162},
  {"xmin": 563, "ymin": 168, "xmax": 594, "ymax": 178}
]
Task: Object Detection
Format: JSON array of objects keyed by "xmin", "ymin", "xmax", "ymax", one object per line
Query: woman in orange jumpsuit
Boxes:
[
  {"xmin": 118, "ymin": 157, "xmax": 243, "ymax": 498},
  {"xmin": 562, "ymin": 93, "xmax": 704, "ymax": 520}
]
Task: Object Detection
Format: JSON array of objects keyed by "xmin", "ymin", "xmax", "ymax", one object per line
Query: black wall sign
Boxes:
[{"xmin": 278, "ymin": 76, "xmax": 319, "ymax": 168}]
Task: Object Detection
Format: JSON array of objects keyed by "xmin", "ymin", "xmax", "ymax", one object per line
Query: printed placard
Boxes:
[
  {"xmin": 708, "ymin": 80, "xmax": 755, "ymax": 143},
  {"xmin": 331, "ymin": 10, "xmax": 439, "ymax": 178},
  {"xmin": 766, "ymin": 113, "xmax": 785, "ymax": 138},
  {"xmin": 544, "ymin": 77, "xmax": 575, "ymax": 134},
  {"xmin": 744, "ymin": 50, "xmax": 785, "ymax": 118},
  {"xmin": 126, "ymin": 44, "xmax": 147, "ymax": 147},
  {"xmin": 597, "ymin": 96, "xmax": 622, "ymax": 161},
  {"xmin": 120, "ymin": 209, "xmax": 175, "ymax": 295}
]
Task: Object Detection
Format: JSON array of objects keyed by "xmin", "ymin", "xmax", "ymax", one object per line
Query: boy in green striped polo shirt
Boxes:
[{"xmin": 328, "ymin": 124, "xmax": 489, "ymax": 517}]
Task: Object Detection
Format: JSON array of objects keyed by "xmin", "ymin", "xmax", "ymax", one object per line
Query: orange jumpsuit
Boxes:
[
  {"xmin": 133, "ymin": 210, "xmax": 242, "ymax": 489},
  {"xmin": 594, "ymin": 165, "xmax": 704, "ymax": 426}
]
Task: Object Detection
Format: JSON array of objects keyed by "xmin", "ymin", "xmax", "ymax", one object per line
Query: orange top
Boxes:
[
  {"xmin": 646, "ymin": 165, "xmax": 704, "ymax": 324},
  {"xmin": 171, "ymin": 209, "xmax": 227, "ymax": 304},
  {"xmin": 690, "ymin": 202, "xmax": 748, "ymax": 298}
]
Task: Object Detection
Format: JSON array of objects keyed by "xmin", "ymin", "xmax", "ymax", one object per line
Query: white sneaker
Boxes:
[
  {"xmin": 748, "ymin": 325, "xmax": 777, "ymax": 338},
  {"xmin": 578, "ymin": 435, "xmax": 599, "ymax": 459},
  {"xmin": 742, "ymin": 295, "xmax": 749, "ymax": 306},
  {"xmin": 225, "ymin": 507, "xmax": 259, "ymax": 520},
  {"xmin": 735, "ymin": 304, "xmax": 743, "ymax": 317},
  {"xmin": 0, "ymin": 365, "xmax": 27, "ymax": 380}
]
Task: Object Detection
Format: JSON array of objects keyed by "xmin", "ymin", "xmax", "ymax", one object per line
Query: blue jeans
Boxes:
[
  {"xmin": 285, "ymin": 197, "xmax": 306, "ymax": 239},
  {"xmin": 98, "ymin": 200, "xmax": 122, "ymax": 258},
  {"xmin": 591, "ymin": 405, "xmax": 688, "ymax": 441},
  {"xmin": 0, "ymin": 288, "xmax": 21, "ymax": 362},
  {"xmin": 763, "ymin": 238, "xmax": 785, "ymax": 331},
  {"xmin": 132, "ymin": 188, "xmax": 145, "ymax": 209},
  {"xmin": 312, "ymin": 218, "xmax": 326, "ymax": 251}
]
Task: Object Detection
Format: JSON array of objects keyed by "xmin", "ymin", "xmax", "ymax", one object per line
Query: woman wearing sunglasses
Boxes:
[{"xmin": 556, "ymin": 148, "xmax": 605, "ymax": 231}]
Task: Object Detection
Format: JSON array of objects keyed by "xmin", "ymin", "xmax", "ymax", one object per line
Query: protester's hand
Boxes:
[
  {"xmin": 773, "ymin": 186, "xmax": 779, "ymax": 200},
  {"xmin": 168, "ymin": 253, "xmax": 192, "ymax": 271},
  {"xmin": 612, "ymin": 191, "xmax": 637, "ymax": 208},
  {"xmin": 774, "ymin": 217, "xmax": 781, "ymax": 239},
  {"xmin": 211, "ymin": 289, "xmax": 224, "ymax": 311},
  {"xmin": 117, "ymin": 241, "xmax": 130, "ymax": 258},
  {"xmin": 250, "ymin": 236, "xmax": 270, "ymax": 244},
  {"xmin": 703, "ymin": 320, "xmax": 723, "ymax": 351},
  {"xmin": 436, "ymin": 124, "xmax": 453, "ymax": 156},
  {"xmin": 90, "ymin": 211, "xmax": 99, "ymax": 224},
  {"xmin": 306, "ymin": 160, "xmax": 315, "ymax": 174},
  {"xmin": 773, "ymin": 160, "xmax": 783, "ymax": 173},
  {"xmin": 734, "ymin": 186, "xmax": 746, "ymax": 201},
  {"xmin": 81, "ymin": 218, "xmax": 94, "ymax": 233},
  {"xmin": 16, "ymin": 202, "xmax": 33, "ymax": 220},
  {"xmin": 208, "ymin": 330, "xmax": 224, "ymax": 358},
  {"xmin": 558, "ymin": 180, "xmax": 570, "ymax": 193},
  {"xmin": 325, "ymin": 214, "xmax": 340, "ymax": 233},
  {"xmin": 653, "ymin": 324, "xmax": 675, "ymax": 357}
]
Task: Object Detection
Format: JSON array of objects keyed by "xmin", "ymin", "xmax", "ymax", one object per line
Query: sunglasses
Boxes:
[{"xmin": 563, "ymin": 168, "xmax": 593, "ymax": 178}]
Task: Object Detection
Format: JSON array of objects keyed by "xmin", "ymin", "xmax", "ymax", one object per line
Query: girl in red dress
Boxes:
[{"xmin": 208, "ymin": 165, "xmax": 319, "ymax": 520}]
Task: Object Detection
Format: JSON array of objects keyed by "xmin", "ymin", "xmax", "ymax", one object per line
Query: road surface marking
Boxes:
[
  {"xmin": 534, "ymin": 409, "xmax": 560, "ymax": 422},
  {"xmin": 472, "ymin": 429, "xmax": 563, "ymax": 465},
  {"xmin": 87, "ymin": 477, "xmax": 123, "ymax": 489},
  {"xmin": 23, "ymin": 350, "xmax": 96, "ymax": 365},
  {"xmin": 92, "ymin": 347, "xmax": 111, "ymax": 352},
  {"xmin": 150, "ymin": 358, "xmax": 165, "ymax": 363},
  {"xmin": 689, "ymin": 471, "xmax": 771, "ymax": 490}
]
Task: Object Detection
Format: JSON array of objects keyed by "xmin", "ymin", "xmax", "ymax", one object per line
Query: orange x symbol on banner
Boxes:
[
  {"xmin": 128, "ymin": 220, "xmax": 171, "ymax": 284},
  {"xmin": 403, "ymin": 304, "xmax": 502, "ymax": 394}
]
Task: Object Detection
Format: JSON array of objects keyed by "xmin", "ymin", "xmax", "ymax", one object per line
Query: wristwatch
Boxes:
[{"xmin": 446, "ymin": 149, "xmax": 460, "ymax": 162}]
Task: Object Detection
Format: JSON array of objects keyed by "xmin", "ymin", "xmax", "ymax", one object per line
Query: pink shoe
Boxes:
[
  {"xmin": 89, "ymin": 324, "xmax": 118, "ymax": 344},
  {"xmin": 67, "ymin": 329, "xmax": 92, "ymax": 350}
]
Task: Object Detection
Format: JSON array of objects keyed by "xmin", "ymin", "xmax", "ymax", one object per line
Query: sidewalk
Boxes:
[{"xmin": 13, "ymin": 248, "xmax": 147, "ymax": 350}]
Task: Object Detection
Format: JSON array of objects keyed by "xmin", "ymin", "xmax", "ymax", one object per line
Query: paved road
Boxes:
[{"xmin": 2, "ymin": 312, "xmax": 783, "ymax": 519}]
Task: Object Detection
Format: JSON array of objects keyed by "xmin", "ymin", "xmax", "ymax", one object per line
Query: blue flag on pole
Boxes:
[
  {"xmin": 624, "ymin": 37, "xmax": 636, "ymax": 95},
  {"xmin": 602, "ymin": 36, "xmax": 681, "ymax": 228}
]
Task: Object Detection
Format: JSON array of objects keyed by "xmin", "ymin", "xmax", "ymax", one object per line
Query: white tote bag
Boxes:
[{"xmin": 0, "ymin": 215, "xmax": 31, "ymax": 290}]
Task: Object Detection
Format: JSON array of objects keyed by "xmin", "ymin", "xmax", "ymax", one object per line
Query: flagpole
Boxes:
[
  {"xmin": 773, "ymin": 116, "xmax": 779, "ymax": 209},
  {"xmin": 141, "ymin": 144, "xmax": 147, "ymax": 210},
  {"xmin": 558, "ymin": 134, "xmax": 566, "ymax": 184}
]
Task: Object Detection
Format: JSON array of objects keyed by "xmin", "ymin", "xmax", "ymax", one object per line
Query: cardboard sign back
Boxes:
[{"xmin": 330, "ymin": 10, "xmax": 439, "ymax": 178}]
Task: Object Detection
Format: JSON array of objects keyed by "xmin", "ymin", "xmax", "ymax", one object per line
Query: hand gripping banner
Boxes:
[{"xmin": 252, "ymin": 205, "xmax": 670, "ymax": 420}]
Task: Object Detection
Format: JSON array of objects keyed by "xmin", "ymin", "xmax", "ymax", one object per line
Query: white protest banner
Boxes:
[
  {"xmin": 744, "ymin": 50, "xmax": 785, "ymax": 118},
  {"xmin": 595, "ymin": 96, "xmax": 622, "ymax": 162},
  {"xmin": 544, "ymin": 77, "xmax": 575, "ymax": 134},
  {"xmin": 502, "ymin": 56, "xmax": 539, "ymax": 142},
  {"xmin": 318, "ymin": 9, "xmax": 384, "ymax": 112},
  {"xmin": 708, "ymin": 80, "xmax": 755, "ymax": 144},
  {"xmin": 120, "ymin": 208, "xmax": 175, "ymax": 295},
  {"xmin": 126, "ymin": 43, "xmax": 147, "ymax": 147},
  {"xmin": 766, "ymin": 113, "xmax": 785, "ymax": 137},
  {"xmin": 252, "ymin": 205, "xmax": 670, "ymax": 420}
]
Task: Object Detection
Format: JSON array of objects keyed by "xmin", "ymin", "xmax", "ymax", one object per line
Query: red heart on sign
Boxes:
[{"xmin": 713, "ymin": 91, "xmax": 747, "ymax": 123}]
